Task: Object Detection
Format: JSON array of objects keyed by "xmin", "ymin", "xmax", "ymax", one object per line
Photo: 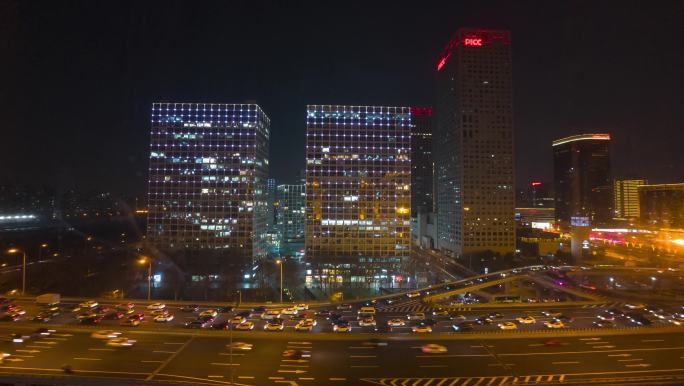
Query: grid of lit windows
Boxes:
[
  {"xmin": 434, "ymin": 28, "xmax": 515, "ymax": 256},
  {"xmin": 305, "ymin": 105, "xmax": 411, "ymax": 285},
  {"xmin": 410, "ymin": 107, "xmax": 433, "ymax": 215},
  {"xmin": 146, "ymin": 102, "xmax": 270, "ymax": 262},
  {"xmin": 614, "ymin": 179, "xmax": 646, "ymax": 219},
  {"xmin": 276, "ymin": 184, "xmax": 305, "ymax": 243}
]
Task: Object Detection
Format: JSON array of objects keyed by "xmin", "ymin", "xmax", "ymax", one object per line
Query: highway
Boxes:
[{"xmin": 2, "ymin": 324, "xmax": 684, "ymax": 385}]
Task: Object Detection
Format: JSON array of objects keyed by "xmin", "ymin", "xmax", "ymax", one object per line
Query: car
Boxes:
[
  {"xmin": 199, "ymin": 309, "xmax": 218, "ymax": 318},
  {"xmin": 412, "ymin": 324, "xmax": 432, "ymax": 333},
  {"xmin": 77, "ymin": 311, "xmax": 98, "ymax": 320},
  {"xmin": 79, "ymin": 316, "xmax": 102, "ymax": 325},
  {"xmin": 296, "ymin": 304, "xmax": 309, "ymax": 311},
  {"xmin": 198, "ymin": 315, "xmax": 216, "ymax": 323},
  {"xmin": 264, "ymin": 319, "xmax": 285, "ymax": 331},
  {"xmin": 498, "ymin": 321, "xmax": 517, "ymax": 330},
  {"xmin": 593, "ymin": 320, "xmax": 615, "ymax": 328},
  {"xmin": 32, "ymin": 312, "xmax": 52, "ymax": 323},
  {"xmin": 336, "ymin": 304, "xmax": 352, "ymax": 310},
  {"xmin": 250, "ymin": 307, "xmax": 267, "ymax": 316},
  {"xmin": 147, "ymin": 303, "xmax": 166, "ymax": 310},
  {"xmin": 304, "ymin": 318, "xmax": 317, "ymax": 326},
  {"xmin": 607, "ymin": 308, "xmax": 624, "ymax": 316},
  {"xmin": 6, "ymin": 333, "xmax": 30, "ymax": 344},
  {"xmin": 91, "ymin": 330, "xmax": 122, "ymax": 339},
  {"xmin": 120, "ymin": 318, "xmax": 140, "ymax": 327},
  {"xmin": 358, "ymin": 318, "xmax": 377, "ymax": 327},
  {"xmin": 79, "ymin": 300, "xmax": 98, "ymax": 309},
  {"xmin": 94, "ymin": 305, "xmax": 112, "ymax": 315},
  {"xmin": 626, "ymin": 313, "xmax": 652, "ymax": 326},
  {"xmin": 448, "ymin": 314, "xmax": 467, "ymax": 321},
  {"xmin": 0, "ymin": 352, "xmax": 10, "ymax": 364},
  {"xmin": 150, "ymin": 309, "xmax": 169, "ymax": 316},
  {"xmin": 154, "ymin": 314, "xmax": 175, "ymax": 322},
  {"xmin": 7, "ymin": 307, "xmax": 25, "ymax": 316},
  {"xmin": 387, "ymin": 319, "xmax": 406, "ymax": 327},
  {"xmin": 597, "ymin": 313, "xmax": 615, "ymax": 321},
  {"xmin": 262, "ymin": 310, "xmax": 282, "ymax": 320},
  {"xmin": 333, "ymin": 322, "xmax": 351, "ymax": 332},
  {"xmin": 128, "ymin": 313, "xmax": 145, "ymax": 321},
  {"xmin": 44, "ymin": 306, "xmax": 61, "ymax": 316},
  {"xmin": 235, "ymin": 321, "xmax": 255, "ymax": 331},
  {"xmin": 452, "ymin": 322, "xmax": 475, "ymax": 332},
  {"xmin": 554, "ymin": 315, "xmax": 574, "ymax": 323},
  {"xmin": 295, "ymin": 320, "xmax": 314, "ymax": 331},
  {"xmin": 115, "ymin": 303, "xmax": 134, "ymax": 311},
  {"xmin": 106, "ymin": 337, "xmax": 136, "ymax": 347},
  {"xmin": 421, "ymin": 344, "xmax": 447, "ymax": 353},
  {"xmin": 432, "ymin": 309, "xmax": 450, "ymax": 317},
  {"xmin": 104, "ymin": 311, "xmax": 125, "ymax": 320},
  {"xmin": 281, "ymin": 307, "xmax": 299, "ymax": 315},
  {"xmin": 315, "ymin": 310, "xmax": 331, "ymax": 318},
  {"xmin": 475, "ymin": 316, "xmax": 494, "ymax": 325},
  {"xmin": 180, "ymin": 305, "xmax": 200, "ymax": 313},
  {"xmin": 516, "ymin": 315, "xmax": 536, "ymax": 324},
  {"xmin": 185, "ymin": 320, "xmax": 210, "ymax": 329},
  {"xmin": 283, "ymin": 349, "xmax": 309, "ymax": 359},
  {"xmin": 291, "ymin": 313, "xmax": 308, "ymax": 321},
  {"xmin": 212, "ymin": 321, "xmax": 231, "ymax": 330},
  {"xmin": 217, "ymin": 306, "xmax": 234, "ymax": 313},
  {"xmin": 226, "ymin": 342, "xmax": 253, "ymax": 351},
  {"xmin": 624, "ymin": 303, "xmax": 646, "ymax": 310},
  {"xmin": 488, "ymin": 312, "xmax": 504, "ymax": 319},
  {"xmin": 407, "ymin": 291, "xmax": 421, "ymax": 298},
  {"xmin": 544, "ymin": 320, "xmax": 565, "ymax": 329},
  {"xmin": 237, "ymin": 310, "xmax": 251, "ymax": 318},
  {"xmin": 230, "ymin": 316, "xmax": 247, "ymax": 324},
  {"xmin": 328, "ymin": 312, "xmax": 343, "ymax": 321},
  {"xmin": 358, "ymin": 307, "xmax": 376, "ymax": 315},
  {"xmin": 407, "ymin": 312, "xmax": 426, "ymax": 321},
  {"xmin": 541, "ymin": 311, "xmax": 562, "ymax": 317}
]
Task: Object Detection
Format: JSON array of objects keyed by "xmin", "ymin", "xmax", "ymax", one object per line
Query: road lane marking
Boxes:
[
  {"xmin": 282, "ymin": 359, "xmax": 309, "ymax": 363},
  {"xmin": 164, "ymin": 342, "xmax": 184, "ymax": 345},
  {"xmin": 153, "ymin": 350, "xmax": 177, "ymax": 354},
  {"xmin": 210, "ymin": 362, "xmax": 240, "ymax": 366},
  {"xmin": 592, "ymin": 346, "xmax": 616, "ymax": 349},
  {"xmin": 618, "ymin": 359, "xmax": 644, "ymax": 362},
  {"xmin": 219, "ymin": 353, "xmax": 245, "ymax": 356},
  {"xmin": 238, "ymin": 376, "xmax": 255, "ymax": 379},
  {"xmin": 208, "ymin": 375, "xmax": 224, "ymax": 378},
  {"xmin": 329, "ymin": 378, "xmax": 346, "ymax": 381},
  {"xmin": 642, "ymin": 339, "xmax": 665, "ymax": 342},
  {"xmin": 12, "ymin": 355, "xmax": 34, "ymax": 358},
  {"xmin": 15, "ymin": 350, "xmax": 40, "ymax": 353},
  {"xmin": 552, "ymin": 361, "xmax": 580, "ymax": 364},
  {"xmin": 586, "ymin": 341, "xmax": 609, "ymax": 344},
  {"xmin": 350, "ymin": 365, "xmax": 379, "ymax": 368},
  {"xmin": 141, "ymin": 360, "xmax": 164, "ymax": 363},
  {"xmin": 26, "ymin": 345, "xmax": 51, "ymax": 349},
  {"xmin": 349, "ymin": 355, "xmax": 377, "ymax": 358},
  {"xmin": 42, "ymin": 337, "xmax": 67, "ymax": 341},
  {"xmin": 289, "ymin": 341, "xmax": 311, "ymax": 345},
  {"xmin": 74, "ymin": 357, "xmax": 101, "ymax": 361},
  {"xmin": 420, "ymin": 365, "xmax": 448, "ymax": 368},
  {"xmin": 625, "ymin": 363, "xmax": 652, "ymax": 367},
  {"xmin": 287, "ymin": 345, "xmax": 312, "ymax": 349},
  {"xmin": 299, "ymin": 377, "xmax": 315, "ymax": 380},
  {"xmin": 89, "ymin": 348, "xmax": 115, "ymax": 351},
  {"xmin": 528, "ymin": 344, "xmax": 544, "ymax": 347},
  {"xmin": 608, "ymin": 354, "xmax": 632, "ymax": 357},
  {"xmin": 580, "ymin": 338, "xmax": 601, "ymax": 341},
  {"xmin": 146, "ymin": 336, "xmax": 194, "ymax": 381},
  {"xmin": 269, "ymin": 377, "xmax": 285, "ymax": 380},
  {"xmin": 349, "ymin": 346, "xmax": 374, "ymax": 349},
  {"xmin": 280, "ymin": 364, "xmax": 309, "ymax": 368},
  {"xmin": 496, "ymin": 347, "xmax": 684, "ymax": 357},
  {"xmin": 32, "ymin": 341, "xmax": 56, "ymax": 345},
  {"xmin": 278, "ymin": 369, "xmax": 307, "ymax": 373}
]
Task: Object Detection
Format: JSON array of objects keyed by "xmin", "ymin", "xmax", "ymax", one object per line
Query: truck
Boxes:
[{"xmin": 36, "ymin": 293, "xmax": 60, "ymax": 306}]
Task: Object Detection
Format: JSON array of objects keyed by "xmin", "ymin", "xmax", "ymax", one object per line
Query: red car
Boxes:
[{"xmin": 128, "ymin": 313, "xmax": 145, "ymax": 321}]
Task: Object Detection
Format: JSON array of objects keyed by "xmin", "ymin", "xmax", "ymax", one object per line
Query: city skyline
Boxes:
[{"xmin": 2, "ymin": 1, "xmax": 683, "ymax": 196}]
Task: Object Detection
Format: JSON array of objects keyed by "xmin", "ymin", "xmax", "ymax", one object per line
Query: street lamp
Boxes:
[
  {"xmin": 38, "ymin": 243, "xmax": 48, "ymax": 261},
  {"xmin": 6, "ymin": 248, "xmax": 26, "ymax": 295},
  {"xmin": 138, "ymin": 256, "xmax": 152, "ymax": 300},
  {"xmin": 276, "ymin": 259, "xmax": 283, "ymax": 303}
]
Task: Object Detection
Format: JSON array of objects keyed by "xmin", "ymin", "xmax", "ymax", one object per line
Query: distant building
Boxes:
[
  {"xmin": 276, "ymin": 184, "xmax": 305, "ymax": 243},
  {"xmin": 434, "ymin": 28, "xmax": 515, "ymax": 257},
  {"xmin": 553, "ymin": 134, "xmax": 612, "ymax": 230},
  {"xmin": 515, "ymin": 207, "xmax": 555, "ymax": 229},
  {"xmin": 265, "ymin": 178, "xmax": 277, "ymax": 231},
  {"xmin": 614, "ymin": 179, "xmax": 647, "ymax": 220},
  {"xmin": 639, "ymin": 183, "xmax": 684, "ymax": 229},
  {"xmin": 410, "ymin": 107, "xmax": 433, "ymax": 215},
  {"xmin": 305, "ymin": 105, "xmax": 411, "ymax": 287},
  {"xmin": 146, "ymin": 103, "xmax": 270, "ymax": 267}
]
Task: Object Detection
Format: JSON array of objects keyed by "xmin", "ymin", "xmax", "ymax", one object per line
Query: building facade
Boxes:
[
  {"xmin": 146, "ymin": 102, "xmax": 270, "ymax": 266},
  {"xmin": 305, "ymin": 105, "xmax": 411, "ymax": 287},
  {"xmin": 552, "ymin": 134, "xmax": 612, "ymax": 229},
  {"xmin": 614, "ymin": 179, "xmax": 647, "ymax": 220},
  {"xmin": 434, "ymin": 28, "xmax": 516, "ymax": 257},
  {"xmin": 639, "ymin": 183, "xmax": 684, "ymax": 229},
  {"xmin": 410, "ymin": 107, "xmax": 433, "ymax": 215},
  {"xmin": 276, "ymin": 184, "xmax": 306, "ymax": 243}
]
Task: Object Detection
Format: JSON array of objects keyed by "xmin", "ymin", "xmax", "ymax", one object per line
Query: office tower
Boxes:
[
  {"xmin": 614, "ymin": 179, "xmax": 647, "ymax": 220},
  {"xmin": 552, "ymin": 134, "xmax": 612, "ymax": 229},
  {"xmin": 639, "ymin": 183, "xmax": 684, "ymax": 228},
  {"xmin": 266, "ymin": 178, "xmax": 277, "ymax": 230},
  {"xmin": 305, "ymin": 105, "xmax": 411, "ymax": 286},
  {"xmin": 147, "ymin": 102, "xmax": 270, "ymax": 265},
  {"xmin": 276, "ymin": 184, "xmax": 306, "ymax": 243},
  {"xmin": 410, "ymin": 107, "xmax": 433, "ymax": 215},
  {"xmin": 434, "ymin": 28, "xmax": 515, "ymax": 257}
]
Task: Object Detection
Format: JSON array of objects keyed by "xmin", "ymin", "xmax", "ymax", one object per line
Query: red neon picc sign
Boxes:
[{"xmin": 464, "ymin": 37, "xmax": 483, "ymax": 46}]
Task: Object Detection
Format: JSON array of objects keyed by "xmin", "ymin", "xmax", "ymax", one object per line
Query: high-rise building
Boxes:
[
  {"xmin": 614, "ymin": 179, "xmax": 647, "ymax": 220},
  {"xmin": 146, "ymin": 102, "xmax": 270, "ymax": 265},
  {"xmin": 434, "ymin": 28, "xmax": 515, "ymax": 257},
  {"xmin": 276, "ymin": 184, "xmax": 305, "ymax": 243},
  {"xmin": 552, "ymin": 134, "xmax": 612, "ymax": 229},
  {"xmin": 265, "ymin": 178, "xmax": 277, "ymax": 230},
  {"xmin": 305, "ymin": 105, "xmax": 411, "ymax": 286},
  {"xmin": 410, "ymin": 107, "xmax": 433, "ymax": 215},
  {"xmin": 639, "ymin": 183, "xmax": 684, "ymax": 228}
]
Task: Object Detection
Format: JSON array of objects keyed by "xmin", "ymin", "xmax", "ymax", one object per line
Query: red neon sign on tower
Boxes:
[
  {"xmin": 531, "ymin": 181, "xmax": 542, "ymax": 187},
  {"xmin": 464, "ymin": 37, "xmax": 483, "ymax": 46}
]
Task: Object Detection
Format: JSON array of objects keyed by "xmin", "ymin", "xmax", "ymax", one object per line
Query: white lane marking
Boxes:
[
  {"xmin": 349, "ymin": 355, "xmax": 377, "ymax": 358},
  {"xmin": 608, "ymin": 354, "xmax": 631, "ymax": 357},
  {"xmin": 348, "ymin": 346, "xmax": 374, "ymax": 349},
  {"xmin": 141, "ymin": 360, "xmax": 164, "ymax": 363},
  {"xmin": 618, "ymin": 359, "xmax": 644, "ymax": 362},
  {"xmin": 329, "ymin": 378, "xmax": 346, "ymax": 381},
  {"xmin": 350, "ymin": 365, "xmax": 378, "ymax": 368},
  {"xmin": 164, "ymin": 342, "xmax": 185, "ymax": 345},
  {"xmin": 552, "ymin": 361, "xmax": 580, "ymax": 364},
  {"xmin": 73, "ymin": 357, "xmax": 101, "ymax": 361},
  {"xmin": 89, "ymin": 348, "xmax": 115, "ymax": 351},
  {"xmin": 642, "ymin": 339, "xmax": 665, "ymax": 342},
  {"xmin": 153, "ymin": 350, "xmax": 177, "ymax": 354},
  {"xmin": 219, "ymin": 353, "xmax": 245, "ymax": 356},
  {"xmin": 592, "ymin": 346, "xmax": 616, "ymax": 349},
  {"xmin": 210, "ymin": 362, "xmax": 240, "ymax": 366}
]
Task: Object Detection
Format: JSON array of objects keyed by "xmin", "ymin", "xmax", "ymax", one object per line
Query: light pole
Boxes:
[
  {"xmin": 38, "ymin": 243, "xmax": 48, "ymax": 261},
  {"xmin": 6, "ymin": 248, "xmax": 26, "ymax": 295},
  {"xmin": 276, "ymin": 259, "xmax": 283, "ymax": 303},
  {"xmin": 138, "ymin": 256, "xmax": 152, "ymax": 300}
]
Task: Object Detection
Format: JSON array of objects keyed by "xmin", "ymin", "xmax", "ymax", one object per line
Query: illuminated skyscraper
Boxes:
[
  {"xmin": 410, "ymin": 107, "xmax": 433, "ymax": 215},
  {"xmin": 639, "ymin": 183, "xmax": 684, "ymax": 228},
  {"xmin": 147, "ymin": 102, "xmax": 270, "ymax": 265},
  {"xmin": 553, "ymin": 134, "xmax": 612, "ymax": 229},
  {"xmin": 434, "ymin": 28, "xmax": 516, "ymax": 257},
  {"xmin": 276, "ymin": 184, "xmax": 306, "ymax": 243},
  {"xmin": 305, "ymin": 105, "xmax": 411, "ymax": 287},
  {"xmin": 614, "ymin": 179, "xmax": 647, "ymax": 220}
]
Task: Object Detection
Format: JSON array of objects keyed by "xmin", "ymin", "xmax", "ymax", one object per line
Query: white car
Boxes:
[
  {"xmin": 227, "ymin": 342, "xmax": 253, "ymax": 351},
  {"xmin": 544, "ymin": 320, "xmax": 565, "ymax": 329},
  {"xmin": 80, "ymin": 300, "xmax": 99, "ymax": 309},
  {"xmin": 408, "ymin": 312, "xmax": 426, "ymax": 321},
  {"xmin": 498, "ymin": 322, "xmax": 517, "ymax": 330},
  {"xmin": 150, "ymin": 309, "xmax": 168, "ymax": 316},
  {"xmin": 281, "ymin": 307, "xmax": 299, "ymax": 315},
  {"xmin": 407, "ymin": 292, "xmax": 421, "ymax": 298},
  {"xmin": 154, "ymin": 314, "xmax": 175, "ymax": 322},
  {"xmin": 296, "ymin": 304, "xmax": 309, "ymax": 311},
  {"xmin": 199, "ymin": 309, "xmax": 218, "ymax": 318},
  {"xmin": 147, "ymin": 303, "xmax": 166, "ymax": 310},
  {"xmin": 90, "ymin": 330, "xmax": 121, "ymax": 339},
  {"xmin": 516, "ymin": 316, "xmax": 536, "ymax": 324},
  {"xmin": 262, "ymin": 310, "xmax": 282, "ymax": 320},
  {"xmin": 235, "ymin": 321, "xmax": 255, "ymax": 331},
  {"xmin": 230, "ymin": 316, "xmax": 247, "ymax": 324},
  {"xmin": 0, "ymin": 352, "xmax": 10, "ymax": 364},
  {"xmin": 387, "ymin": 318, "xmax": 406, "ymax": 327},
  {"xmin": 295, "ymin": 321, "xmax": 314, "ymax": 331},
  {"xmin": 106, "ymin": 337, "xmax": 136, "ymax": 347},
  {"xmin": 358, "ymin": 318, "xmax": 377, "ymax": 327},
  {"xmin": 421, "ymin": 344, "xmax": 447, "ymax": 353}
]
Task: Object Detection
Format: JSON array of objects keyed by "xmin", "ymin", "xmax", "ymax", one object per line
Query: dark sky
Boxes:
[{"xmin": 2, "ymin": 0, "xmax": 683, "ymax": 197}]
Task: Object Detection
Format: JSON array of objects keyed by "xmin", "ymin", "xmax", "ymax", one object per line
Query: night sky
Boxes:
[{"xmin": 2, "ymin": 0, "xmax": 683, "ymax": 198}]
